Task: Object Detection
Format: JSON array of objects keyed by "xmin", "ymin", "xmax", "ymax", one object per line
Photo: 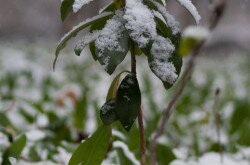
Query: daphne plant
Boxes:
[{"xmin": 55, "ymin": 0, "xmax": 200, "ymax": 164}]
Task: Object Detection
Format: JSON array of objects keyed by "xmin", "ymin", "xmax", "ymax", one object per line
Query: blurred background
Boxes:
[{"xmin": 0, "ymin": 0, "xmax": 250, "ymax": 164}]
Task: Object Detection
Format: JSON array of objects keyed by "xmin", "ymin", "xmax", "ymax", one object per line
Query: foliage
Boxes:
[{"xmin": 0, "ymin": 43, "xmax": 249, "ymax": 164}]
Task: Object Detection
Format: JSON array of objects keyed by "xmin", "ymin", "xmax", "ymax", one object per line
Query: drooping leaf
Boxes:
[
  {"xmin": 89, "ymin": 14, "xmax": 113, "ymax": 60},
  {"xmin": 2, "ymin": 134, "xmax": 26, "ymax": 165},
  {"xmin": 54, "ymin": 12, "xmax": 114, "ymax": 69},
  {"xmin": 106, "ymin": 70, "xmax": 129, "ymax": 101},
  {"xmin": 100, "ymin": 99, "xmax": 117, "ymax": 125},
  {"xmin": 116, "ymin": 74, "xmax": 141, "ymax": 131},
  {"xmin": 175, "ymin": 0, "xmax": 201, "ymax": 24},
  {"xmin": 69, "ymin": 125, "xmax": 111, "ymax": 165},
  {"xmin": 60, "ymin": 0, "xmax": 74, "ymax": 21},
  {"xmin": 95, "ymin": 12, "xmax": 130, "ymax": 75},
  {"xmin": 88, "ymin": 2, "xmax": 116, "ymax": 60}
]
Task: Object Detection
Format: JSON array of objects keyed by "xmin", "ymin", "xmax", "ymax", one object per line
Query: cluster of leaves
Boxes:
[
  {"xmin": 53, "ymin": 0, "xmax": 205, "ymax": 163},
  {"xmin": 0, "ymin": 43, "xmax": 250, "ymax": 164}
]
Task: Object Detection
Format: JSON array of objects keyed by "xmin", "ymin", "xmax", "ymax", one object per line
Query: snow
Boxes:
[
  {"xmin": 95, "ymin": 10, "xmax": 126, "ymax": 55},
  {"xmin": 75, "ymin": 30, "xmax": 101, "ymax": 55},
  {"xmin": 149, "ymin": 35, "xmax": 178, "ymax": 84},
  {"xmin": 73, "ymin": 0, "xmax": 94, "ymax": 13},
  {"xmin": 26, "ymin": 130, "xmax": 46, "ymax": 141},
  {"xmin": 183, "ymin": 26, "xmax": 210, "ymax": 41},
  {"xmin": 113, "ymin": 141, "xmax": 139, "ymax": 165},
  {"xmin": 176, "ymin": 0, "xmax": 201, "ymax": 24},
  {"xmin": 150, "ymin": 0, "xmax": 180, "ymax": 34},
  {"xmin": 171, "ymin": 152, "xmax": 249, "ymax": 165},
  {"xmin": 112, "ymin": 129, "xmax": 127, "ymax": 141},
  {"xmin": 123, "ymin": 0, "xmax": 157, "ymax": 48}
]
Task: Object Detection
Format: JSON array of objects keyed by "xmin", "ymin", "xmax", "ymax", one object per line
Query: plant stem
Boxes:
[{"xmin": 130, "ymin": 41, "xmax": 146, "ymax": 165}]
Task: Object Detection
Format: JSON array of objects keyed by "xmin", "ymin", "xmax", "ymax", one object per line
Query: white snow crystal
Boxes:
[
  {"xmin": 183, "ymin": 26, "xmax": 209, "ymax": 41},
  {"xmin": 176, "ymin": 0, "xmax": 201, "ymax": 24},
  {"xmin": 150, "ymin": 36, "xmax": 175, "ymax": 60},
  {"xmin": 149, "ymin": 36, "xmax": 177, "ymax": 84},
  {"xmin": 73, "ymin": 0, "xmax": 94, "ymax": 13},
  {"xmin": 95, "ymin": 10, "xmax": 126, "ymax": 55},
  {"xmin": 75, "ymin": 30, "xmax": 101, "ymax": 53},
  {"xmin": 123, "ymin": 0, "xmax": 157, "ymax": 48},
  {"xmin": 113, "ymin": 141, "xmax": 140, "ymax": 165},
  {"xmin": 150, "ymin": 0, "xmax": 180, "ymax": 34}
]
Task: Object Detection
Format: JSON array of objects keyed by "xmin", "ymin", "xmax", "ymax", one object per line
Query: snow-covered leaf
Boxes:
[
  {"xmin": 73, "ymin": 0, "xmax": 95, "ymax": 13},
  {"xmin": 123, "ymin": 0, "xmax": 157, "ymax": 48},
  {"xmin": 89, "ymin": 2, "xmax": 117, "ymax": 60},
  {"xmin": 175, "ymin": 0, "xmax": 201, "ymax": 24},
  {"xmin": 74, "ymin": 30, "xmax": 101, "ymax": 56},
  {"xmin": 95, "ymin": 11, "xmax": 129, "ymax": 75},
  {"xmin": 116, "ymin": 74, "xmax": 141, "ymax": 131},
  {"xmin": 2, "ymin": 134, "xmax": 26, "ymax": 165},
  {"xmin": 143, "ymin": 35, "xmax": 182, "ymax": 90},
  {"xmin": 54, "ymin": 12, "xmax": 114, "ymax": 69},
  {"xmin": 100, "ymin": 99, "xmax": 117, "ymax": 125},
  {"xmin": 60, "ymin": 0, "xmax": 74, "ymax": 21},
  {"xmin": 69, "ymin": 125, "xmax": 111, "ymax": 165}
]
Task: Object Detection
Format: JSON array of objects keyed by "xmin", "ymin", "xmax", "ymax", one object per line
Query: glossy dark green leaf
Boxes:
[
  {"xmin": 69, "ymin": 125, "xmax": 111, "ymax": 165},
  {"xmin": 96, "ymin": 29, "xmax": 130, "ymax": 75},
  {"xmin": 116, "ymin": 74, "xmax": 141, "ymax": 131},
  {"xmin": 106, "ymin": 70, "xmax": 129, "ymax": 101},
  {"xmin": 2, "ymin": 134, "xmax": 26, "ymax": 165},
  {"xmin": 100, "ymin": 99, "xmax": 117, "ymax": 125},
  {"xmin": 54, "ymin": 12, "xmax": 114, "ymax": 69},
  {"xmin": 156, "ymin": 143, "xmax": 176, "ymax": 165},
  {"xmin": 60, "ymin": 0, "xmax": 74, "ymax": 21}
]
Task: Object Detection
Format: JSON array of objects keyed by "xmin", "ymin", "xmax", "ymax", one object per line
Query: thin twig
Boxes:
[
  {"xmin": 150, "ymin": 0, "xmax": 225, "ymax": 164},
  {"xmin": 131, "ymin": 41, "xmax": 146, "ymax": 165}
]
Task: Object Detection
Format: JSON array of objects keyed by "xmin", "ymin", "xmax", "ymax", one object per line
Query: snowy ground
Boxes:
[{"xmin": 0, "ymin": 42, "xmax": 249, "ymax": 164}]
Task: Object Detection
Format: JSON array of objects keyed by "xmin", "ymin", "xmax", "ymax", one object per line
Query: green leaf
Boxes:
[
  {"xmin": 156, "ymin": 144, "xmax": 176, "ymax": 165},
  {"xmin": 100, "ymin": 99, "xmax": 117, "ymax": 125},
  {"xmin": 73, "ymin": 94, "xmax": 87, "ymax": 129},
  {"xmin": 106, "ymin": 70, "xmax": 129, "ymax": 101},
  {"xmin": 2, "ymin": 134, "xmax": 26, "ymax": 165},
  {"xmin": 116, "ymin": 74, "xmax": 141, "ymax": 131},
  {"xmin": 54, "ymin": 12, "xmax": 114, "ymax": 70},
  {"xmin": 60, "ymin": 0, "xmax": 74, "ymax": 21},
  {"xmin": 96, "ymin": 29, "xmax": 130, "ymax": 75},
  {"xmin": 69, "ymin": 125, "xmax": 111, "ymax": 165},
  {"xmin": 178, "ymin": 37, "xmax": 198, "ymax": 56}
]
